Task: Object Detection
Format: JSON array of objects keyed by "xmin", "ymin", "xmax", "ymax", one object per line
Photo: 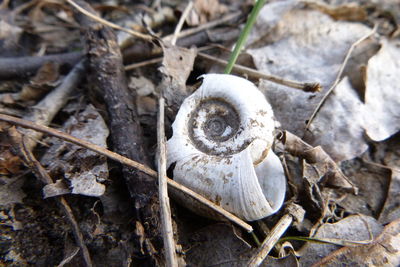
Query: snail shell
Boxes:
[{"xmin": 167, "ymin": 74, "xmax": 286, "ymax": 221}]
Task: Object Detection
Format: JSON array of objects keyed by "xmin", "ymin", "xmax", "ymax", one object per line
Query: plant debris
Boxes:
[{"xmin": 0, "ymin": 0, "xmax": 399, "ymax": 266}]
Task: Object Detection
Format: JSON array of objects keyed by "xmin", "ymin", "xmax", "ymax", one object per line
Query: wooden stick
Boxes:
[
  {"xmin": 0, "ymin": 52, "xmax": 82, "ymax": 79},
  {"xmin": 163, "ymin": 11, "xmax": 242, "ymax": 42},
  {"xmin": 0, "ymin": 114, "xmax": 254, "ymax": 233},
  {"xmin": 22, "ymin": 60, "xmax": 85, "ymax": 151},
  {"xmin": 66, "ymin": 0, "xmax": 154, "ymax": 41},
  {"xmin": 198, "ymin": 52, "xmax": 321, "ymax": 92},
  {"xmin": 157, "ymin": 97, "xmax": 178, "ymax": 267},
  {"xmin": 170, "ymin": 1, "xmax": 194, "ymax": 45},
  {"xmin": 247, "ymin": 214, "xmax": 293, "ymax": 266}
]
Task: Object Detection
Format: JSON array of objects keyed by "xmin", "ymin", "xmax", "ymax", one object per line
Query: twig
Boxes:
[
  {"xmin": 170, "ymin": 1, "xmax": 193, "ymax": 45},
  {"xmin": 247, "ymin": 214, "xmax": 293, "ymax": 266},
  {"xmin": 224, "ymin": 0, "xmax": 266, "ymax": 74},
  {"xmin": 157, "ymin": 4, "xmax": 194, "ymax": 265},
  {"xmin": 0, "ymin": 52, "xmax": 82, "ymax": 79},
  {"xmin": 8, "ymin": 128, "xmax": 93, "ymax": 267},
  {"xmin": 198, "ymin": 52, "xmax": 320, "ymax": 92},
  {"xmin": 65, "ymin": 0, "xmax": 154, "ymax": 41},
  {"xmin": 21, "ymin": 60, "xmax": 86, "ymax": 151},
  {"xmin": 305, "ymin": 25, "xmax": 377, "ymax": 131},
  {"xmin": 124, "ymin": 57, "xmax": 163, "ymax": 71},
  {"xmin": 0, "ymin": 114, "xmax": 254, "ymax": 233},
  {"xmin": 163, "ymin": 11, "xmax": 241, "ymax": 42},
  {"xmin": 72, "ymin": 1, "xmax": 161, "ymax": 262},
  {"xmin": 157, "ymin": 97, "xmax": 177, "ymax": 267},
  {"xmin": 124, "ymin": 46, "xmax": 212, "ymax": 71}
]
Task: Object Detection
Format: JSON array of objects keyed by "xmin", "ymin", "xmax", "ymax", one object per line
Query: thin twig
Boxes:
[
  {"xmin": 198, "ymin": 52, "xmax": 320, "ymax": 92},
  {"xmin": 66, "ymin": 0, "xmax": 154, "ymax": 41},
  {"xmin": 157, "ymin": 97, "xmax": 177, "ymax": 267},
  {"xmin": 21, "ymin": 60, "xmax": 85, "ymax": 151},
  {"xmin": 247, "ymin": 214, "xmax": 293, "ymax": 266},
  {"xmin": 163, "ymin": 11, "xmax": 241, "ymax": 42},
  {"xmin": 8, "ymin": 128, "xmax": 92, "ymax": 267},
  {"xmin": 0, "ymin": 52, "xmax": 82, "ymax": 79},
  {"xmin": 305, "ymin": 25, "xmax": 377, "ymax": 131},
  {"xmin": 158, "ymin": 4, "xmax": 194, "ymax": 265},
  {"xmin": 124, "ymin": 57, "xmax": 163, "ymax": 71},
  {"xmin": 0, "ymin": 114, "xmax": 254, "ymax": 233},
  {"xmin": 170, "ymin": 1, "xmax": 193, "ymax": 45},
  {"xmin": 124, "ymin": 46, "xmax": 213, "ymax": 71}
]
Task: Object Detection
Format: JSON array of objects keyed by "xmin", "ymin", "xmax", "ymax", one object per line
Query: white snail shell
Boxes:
[{"xmin": 167, "ymin": 74, "xmax": 286, "ymax": 221}]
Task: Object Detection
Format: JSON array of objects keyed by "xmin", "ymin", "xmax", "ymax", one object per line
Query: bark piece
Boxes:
[{"xmin": 73, "ymin": 1, "xmax": 162, "ymax": 265}]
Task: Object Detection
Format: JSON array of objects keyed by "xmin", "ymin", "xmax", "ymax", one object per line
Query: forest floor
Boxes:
[{"xmin": 0, "ymin": 0, "xmax": 399, "ymax": 266}]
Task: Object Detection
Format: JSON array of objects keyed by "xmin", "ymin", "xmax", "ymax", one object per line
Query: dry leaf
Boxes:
[
  {"xmin": 336, "ymin": 159, "xmax": 390, "ymax": 218},
  {"xmin": 314, "ymin": 218, "xmax": 400, "ymax": 267},
  {"xmin": 184, "ymin": 223, "xmax": 252, "ymax": 266},
  {"xmin": 282, "ymin": 131, "xmax": 356, "ymax": 193},
  {"xmin": 364, "ymin": 40, "xmax": 400, "ymax": 141},
  {"xmin": 0, "ymin": 20, "xmax": 23, "ymax": 49},
  {"xmin": 186, "ymin": 0, "xmax": 228, "ymax": 26},
  {"xmin": 0, "ymin": 176, "xmax": 26, "ymax": 206},
  {"xmin": 300, "ymin": 214, "xmax": 383, "ymax": 266},
  {"xmin": 303, "ymin": 77, "xmax": 368, "ymax": 162},
  {"xmin": 159, "ymin": 44, "xmax": 197, "ymax": 108},
  {"xmin": 42, "ymin": 179, "xmax": 70, "ymax": 199},
  {"xmin": 19, "ymin": 61, "xmax": 60, "ymax": 101},
  {"xmin": 0, "ymin": 150, "xmax": 22, "ymax": 175},
  {"xmin": 248, "ymin": 4, "xmax": 371, "ymax": 136},
  {"xmin": 305, "ymin": 1, "xmax": 367, "ymax": 21},
  {"xmin": 379, "ymin": 171, "xmax": 400, "ymax": 224},
  {"xmin": 41, "ymin": 104, "xmax": 109, "ymax": 197}
]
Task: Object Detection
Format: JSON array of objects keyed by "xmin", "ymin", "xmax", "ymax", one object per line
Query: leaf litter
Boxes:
[{"xmin": 0, "ymin": 0, "xmax": 399, "ymax": 266}]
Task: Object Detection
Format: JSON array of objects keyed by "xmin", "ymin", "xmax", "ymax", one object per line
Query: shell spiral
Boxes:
[{"xmin": 167, "ymin": 74, "xmax": 286, "ymax": 221}]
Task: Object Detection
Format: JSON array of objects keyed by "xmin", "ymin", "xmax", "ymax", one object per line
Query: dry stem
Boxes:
[
  {"xmin": 66, "ymin": 0, "xmax": 154, "ymax": 41},
  {"xmin": 198, "ymin": 52, "xmax": 321, "ymax": 92},
  {"xmin": 247, "ymin": 214, "xmax": 293, "ymax": 266},
  {"xmin": 0, "ymin": 114, "xmax": 254, "ymax": 233},
  {"xmin": 305, "ymin": 25, "xmax": 377, "ymax": 131},
  {"xmin": 157, "ymin": 97, "xmax": 178, "ymax": 267}
]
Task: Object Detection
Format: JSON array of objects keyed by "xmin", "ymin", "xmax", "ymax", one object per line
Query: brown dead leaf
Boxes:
[
  {"xmin": 41, "ymin": 104, "xmax": 109, "ymax": 197},
  {"xmin": 379, "ymin": 171, "xmax": 400, "ymax": 224},
  {"xmin": 186, "ymin": 0, "xmax": 228, "ymax": 26},
  {"xmin": 0, "ymin": 150, "xmax": 22, "ymax": 175},
  {"xmin": 159, "ymin": 43, "xmax": 197, "ymax": 109},
  {"xmin": 0, "ymin": 125, "xmax": 23, "ymax": 175},
  {"xmin": 0, "ymin": 19, "xmax": 23, "ymax": 49},
  {"xmin": 19, "ymin": 61, "xmax": 60, "ymax": 101},
  {"xmin": 0, "ymin": 175, "xmax": 26, "ymax": 206},
  {"xmin": 282, "ymin": 131, "xmax": 357, "ymax": 193},
  {"xmin": 313, "ymin": 218, "xmax": 400, "ymax": 267},
  {"xmin": 305, "ymin": 1, "xmax": 367, "ymax": 21}
]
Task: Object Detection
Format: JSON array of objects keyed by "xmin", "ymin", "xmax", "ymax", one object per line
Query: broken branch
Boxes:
[{"xmin": 0, "ymin": 114, "xmax": 254, "ymax": 233}]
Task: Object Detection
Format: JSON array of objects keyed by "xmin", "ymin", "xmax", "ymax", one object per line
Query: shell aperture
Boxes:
[{"xmin": 167, "ymin": 74, "xmax": 286, "ymax": 221}]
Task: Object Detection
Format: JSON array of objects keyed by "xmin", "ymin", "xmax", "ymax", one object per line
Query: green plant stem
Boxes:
[{"xmin": 224, "ymin": 0, "xmax": 267, "ymax": 74}]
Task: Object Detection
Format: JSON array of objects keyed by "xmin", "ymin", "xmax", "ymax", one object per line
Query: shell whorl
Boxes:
[{"xmin": 167, "ymin": 74, "xmax": 286, "ymax": 221}]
